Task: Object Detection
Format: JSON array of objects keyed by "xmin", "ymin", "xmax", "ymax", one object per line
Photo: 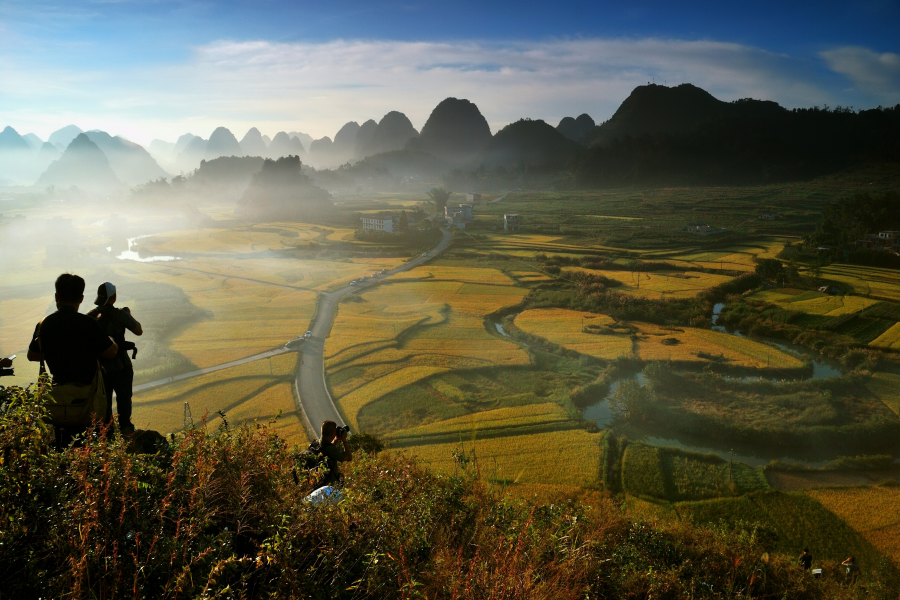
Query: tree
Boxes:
[
  {"xmin": 608, "ymin": 380, "xmax": 656, "ymax": 422},
  {"xmin": 754, "ymin": 258, "xmax": 784, "ymax": 281},
  {"xmin": 398, "ymin": 210, "xmax": 409, "ymax": 231},
  {"xmin": 428, "ymin": 187, "xmax": 451, "ymax": 215}
]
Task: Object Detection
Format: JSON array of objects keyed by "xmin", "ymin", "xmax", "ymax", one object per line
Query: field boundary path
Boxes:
[
  {"xmin": 134, "ymin": 347, "xmax": 293, "ymax": 392},
  {"xmin": 294, "ymin": 228, "xmax": 453, "ymax": 437}
]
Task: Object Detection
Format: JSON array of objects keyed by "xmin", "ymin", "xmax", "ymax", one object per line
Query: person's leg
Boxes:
[{"xmin": 116, "ymin": 370, "xmax": 134, "ymax": 433}]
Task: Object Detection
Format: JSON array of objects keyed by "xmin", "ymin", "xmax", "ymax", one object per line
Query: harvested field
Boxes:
[
  {"xmin": 809, "ymin": 486, "xmax": 900, "ymax": 567},
  {"xmin": 563, "ymin": 267, "xmax": 732, "ymax": 299}
]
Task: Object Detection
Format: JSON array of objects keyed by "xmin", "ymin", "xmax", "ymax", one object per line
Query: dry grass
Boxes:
[
  {"xmin": 389, "ymin": 429, "xmax": 603, "ymax": 487},
  {"xmin": 809, "ymin": 486, "xmax": 900, "ymax": 567}
]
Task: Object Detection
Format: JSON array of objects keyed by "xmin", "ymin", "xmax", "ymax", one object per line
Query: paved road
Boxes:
[
  {"xmin": 134, "ymin": 346, "xmax": 293, "ymax": 392},
  {"xmin": 294, "ymin": 228, "xmax": 453, "ymax": 436}
]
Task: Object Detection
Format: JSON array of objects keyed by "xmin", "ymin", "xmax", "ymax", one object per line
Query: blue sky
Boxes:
[{"xmin": 1, "ymin": 0, "xmax": 898, "ymax": 144}]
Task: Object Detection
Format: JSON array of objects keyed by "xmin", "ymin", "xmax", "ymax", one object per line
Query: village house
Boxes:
[
  {"xmin": 504, "ymin": 214, "xmax": 520, "ymax": 231},
  {"xmin": 361, "ymin": 213, "xmax": 395, "ymax": 233}
]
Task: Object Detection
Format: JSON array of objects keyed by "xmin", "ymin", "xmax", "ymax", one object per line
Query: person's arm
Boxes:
[
  {"xmin": 101, "ymin": 338, "xmax": 118, "ymax": 359},
  {"xmin": 122, "ymin": 307, "xmax": 143, "ymax": 336},
  {"xmin": 339, "ymin": 430, "xmax": 353, "ymax": 463},
  {"xmin": 27, "ymin": 324, "xmax": 42, "ymax": 362}
]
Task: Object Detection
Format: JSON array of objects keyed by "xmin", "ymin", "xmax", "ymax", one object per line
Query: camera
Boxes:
[{"xmin": 336, "ymin": 425, "xmax": 351, "ymax": 436}]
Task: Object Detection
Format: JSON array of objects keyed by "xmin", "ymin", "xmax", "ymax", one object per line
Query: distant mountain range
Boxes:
[{"xmin": 3, "ymin": 83, "xmax": 898, "ymax": 190}]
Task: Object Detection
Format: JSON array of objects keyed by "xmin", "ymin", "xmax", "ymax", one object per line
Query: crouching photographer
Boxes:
[{"xmin": 0, "ymin": 356, "xmax": 14, "ymax": 378}]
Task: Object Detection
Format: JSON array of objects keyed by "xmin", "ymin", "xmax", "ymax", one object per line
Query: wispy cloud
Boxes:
[
  {"xmin": 0, "ymin": 37, "xmax": 850, "ymax": 144},
  {"xmin": 821, "ymin": 46, "xmax": 900, "ymax": 103}
]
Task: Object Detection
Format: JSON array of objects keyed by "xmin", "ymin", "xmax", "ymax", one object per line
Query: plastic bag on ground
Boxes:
[{"xmin": 304, "ymin": 485, "xmax": 343, "ymax": 506}]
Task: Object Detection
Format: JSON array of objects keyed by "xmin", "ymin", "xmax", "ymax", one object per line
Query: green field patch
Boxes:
[
  {"xmin": 867, "ymin": 372, "xmax": 900, "ymax": 416},
  {"xmin": 457, "ymin": 283, "xmax": 531, "ymax": 295}
]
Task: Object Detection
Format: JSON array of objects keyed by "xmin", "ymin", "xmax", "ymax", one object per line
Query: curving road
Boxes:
[{"xmin": 294, "ymin": 227, "xmax": 453, "ymax": 436}]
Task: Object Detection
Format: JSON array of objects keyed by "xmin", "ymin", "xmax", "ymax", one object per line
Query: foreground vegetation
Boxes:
[{"xmin": 1, "ymin": 384, "xmax": 896, "ymax": 599}]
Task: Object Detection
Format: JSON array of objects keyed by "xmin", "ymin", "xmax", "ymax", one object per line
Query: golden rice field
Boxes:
[
  {"xmin": 0, "ymin": 296, "xmax": 55, "ymax": 387},
  {"xmin": 865, "ymin": 372, "xmax": 900, "ymax": 416},
  {"xmin": 869, "ymin": 323, "xmax": 900, "ymax": 351},
  {"xmin": 389, "ymin": 429, "xmax": 603, "ymax": 487},
  {"xmin": 387, "ymin": 402, "xmax": 574, "ymax": 440},
  {"xmin": 110, "ymin": 263, "xmax": 317, "ymax": 369},
  {"xmin": 326, "ymin": 266, "xmax": 529, "ymax": 429},
  {"xmin": 515, "ymin": 308, "xmax": 632, "ymax": 360},
  {"xmin": 660, "ymin": 238, "xmax": 789, "ymax": 272},
  {"xmin": 562, "ymin": 267, "xmax": 732, "ymax": 299},
  {"xmin": 751, "ymin": 289, "xmax": 879, "ymax": 316},
  {"xmin": 132, "ymin": 352, "xmax": 305, "ymax": 442},
  {"xmin": 141, "ymin": 225, "xmax": 321, "ymax": 255},
  {"xmin": 514, "ymin": 308, "xmax": 803, "ymax": 370},
  {"xmin": 821, "ymin": 264, "xmax": 900, "ymax": 302},
  {"xmin": 808, "ymin": 487, "xmax": 900, "ymax": 567}
]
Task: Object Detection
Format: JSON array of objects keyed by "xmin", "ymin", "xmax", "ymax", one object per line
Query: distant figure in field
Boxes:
[
  {"xmin": 27, "ymin": 274, "xmax": 118, "ymax": 436},
  {"xmin": 319, "ymin": 420, "xmax": 352, "ymax": 486},
  {"xmin": 798, "ymin": 548, "xmax": 812, "ymax": 570},
  {"xmin": 841, "ymin": 556, "xmax": 860, "ymax": 584},
  {"xmin": 88, "ymin": 282, "xmax": 142, "ymax": 435}
]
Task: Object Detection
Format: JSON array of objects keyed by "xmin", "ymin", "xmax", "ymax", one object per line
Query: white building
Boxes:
[
  {"xmin": 465, "ymin": 192, "xmax": 482, "ymax": 203},
  {"xmin": 878, "ymin": 231, "xmax": 900, "ymax": 239},
  {"xmin": 361, "ymin": 213, "xmax": 395, "ymax": 233},
  {"xmin": 504, "ymin": 214, "xmax": 520, "ymax": 231}
]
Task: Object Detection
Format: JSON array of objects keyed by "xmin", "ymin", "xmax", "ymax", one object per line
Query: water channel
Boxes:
[{"xmin": 490, "ymin": 306, "xmax": 845, "ymax": 466}]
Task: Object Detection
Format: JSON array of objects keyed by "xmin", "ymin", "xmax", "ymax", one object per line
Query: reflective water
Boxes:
[{"xmin": 116, "ymin": 234, "xmax": 179, "ymax": 263}]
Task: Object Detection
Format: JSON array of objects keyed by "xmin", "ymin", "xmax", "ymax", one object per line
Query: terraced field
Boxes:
[
  {"xmin": 751, "ymin": 288, "xmax": 880, "ymax": 316},
  {"xmin": 822, "ymin": 264, "xmax": 900, "ymax": 302},
  {"xmin": 866, "ymin": 372, "xmax": 900, "ymax": 416},
  {"xmin": 514, "ymin": 308, "xmax": 804, "ymax": 370},
  {"xmin": 325, "ymin": 265, "xmax": 530, "ymax": 429},
  {"xmin": 389, "ymin": 429, "xmax": 604, "ymax": 488},
  {"xmin": 132, "ymin": 352, "xmax": 304, "ymax": 441},
  {"xmin": 563, "ymin": 267, "xmax": 733, "ymax": 299}
]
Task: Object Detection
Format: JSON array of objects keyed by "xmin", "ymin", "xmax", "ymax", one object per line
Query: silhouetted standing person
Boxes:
[
  {"xmin": 842, "ymin": 556, "xmax": 860, "ymax": 585},
  {"xmin": 27, "ymin": 274, "xmax": 118, "ymax": 441},
  {"xmin": 798, "ymin": 548, "xmax": 812, "ymax": 570},
  {"xmin": 88, "ymin": 282, "xmax": 142, "ymax": 435},
  {"xmin": 319, "ymin": 420, "xmax": 352, "ymax": 486}
]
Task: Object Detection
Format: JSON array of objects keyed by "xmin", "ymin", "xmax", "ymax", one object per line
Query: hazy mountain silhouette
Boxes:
[
  {"xmin": 239, "ymin": 128, "xmax": 268, "ymax": 157},
  {"xmin": 192, "ymin": 156, "xmax": 265, "ymax": 189},
  {"xmin": 22, "ymin": 133, "xmax": 43, "ymax": 151},
  {"xmin": 479, "ymin": 119, "xmax": 579, "ymax": 168},
  {"xmin": 262, "ymin": 134, "xmax": 272, "ymax": 147},
  {"xmin": 556, "ymin": 114, "xmax": 595, "ymax": 142},
  {"xmin": 584, "ymin": 83, "xmax": 785, "ymax": 147},
  {"xmin": 354, "ymin": 120, "xmax": 378, "ymax": 158},
  {"xmin": 48, "ymin": 125, "xmax": 84, "ymax": 149},
  {"xmin": 288, "ymin": 132, "xmax": 313, "ymax": 152},
  {"xmin": 176, "ymin": 136, "xmax": 208, "ymax": 171},
  {"xmin": 576, "ymin": 84, "xmax": 900, "ymax": 185},
  {"xmin": 174, "ymin": 133, "xmax": 199, "ymax": 155},
  {"xmin": 350, "ymin": 149, "xmax": 447, "ymax": 179},
  {"xmin": 357, "ymin": 112, "xmax": 418, "ymax": 158},
  {"xmin": 38, "ymin": 133, "xmax": 122, "ymax": 189},
  {"xmin": 268, "ymin": 132, "xmax": 307, "ymax": 159},
  {"xmin": 238, "ymin": 155, "xmax": 332, "ymax": 221},
  {"xmin": 205, "ymin": 127, "xmax": 242, "ymax": 160},
  {"xmin": 0, "ymin": 126, "xmax": 30, "ymax": 152},
  {"xmin": 84, "ymin": 131, "xmax": 169, "ymax": 185},
  {"xmin": 309, "ymin": 136, "xmax": 334, "ymax": 166},
  {"xmin": 332, "ymin": 122, "xmax": 360, "ymax": 163},
  {"xmin": 36, "ymin": 142, "xmax": 59, "ymax": 168},
  {"xmin": 409, "ymin": 98, "xmax": 492, "ymax": 164},
  {"xmin": 0, "ymin": 126, "xmax": 37, "ymax": 184}
]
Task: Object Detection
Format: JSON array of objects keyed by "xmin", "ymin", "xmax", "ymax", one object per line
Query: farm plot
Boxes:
[
  {"xmin": 676, "ymin": 492, "xmax": 891, "ymax": 568},
  {"xmin": 111, "ymin": 264, "xmax": 317, "ymax": 369},
  {"xmin": 821, "ymin": 264, "xmax": 900, "ymax": 302},
  {"xmin": 866, "ymin": 372, "xmax": 900, "ymax": 416},
  {"xmin": 132, "ymin": 352, "xmax": 305, "ymax": 442},
  {"xmin": 869, "ymin": 323, "xmax": 900, "ymax": 351},
  {"xmin": 750, "ymin": 289, "xmax": 879, "ymax": 316},
  {"xmin": 389, "ymin": 429, "xmax": 603, "ymax": 488},
  {"xmin": 325, "ymin": 267, "xmax": 529, "ymax": 429},
  {"xmin": 513, "ymin": 308, "xmax": 803, "ymax": 370},
  {"xmin": 808, "ymin": 486, "xmax": 900, "ymax": 567},
  {"xmin": 0, "ymin": 296, "xmax": 55, "ymax": 387},
  {"xmin": 141, "ymin": 225, "xmax": 319, "ymax": 255},
  {"xmin": 562, "ymin": 267, "xmax": 732, "ymax": 299}
]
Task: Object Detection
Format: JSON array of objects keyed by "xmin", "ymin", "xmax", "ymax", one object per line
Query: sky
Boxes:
[{"xmin": 1, "ymin": 0, "xmax": 899, "ymax": 145}]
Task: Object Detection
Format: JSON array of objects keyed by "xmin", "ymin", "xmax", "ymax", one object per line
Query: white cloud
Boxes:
[
  {"xmin": 1, "ymin": 37, "xmax": 838, "ymax": 145},
  {"xmin": 821, "ymin": 46, "xmax": 900, "ymax": 103}
]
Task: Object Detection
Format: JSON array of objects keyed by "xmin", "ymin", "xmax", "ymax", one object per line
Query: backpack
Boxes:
[{"xmin": 296, "ymin": 440, "xmax": 331, "ymax": 488}]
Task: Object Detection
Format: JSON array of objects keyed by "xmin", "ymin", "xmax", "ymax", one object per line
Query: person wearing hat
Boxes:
[{"xmin": 87, "ymin": 282, "xmax": 142, "ymax": 435}]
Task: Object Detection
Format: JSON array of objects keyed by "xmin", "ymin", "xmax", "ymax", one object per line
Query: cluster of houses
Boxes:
[
  {"xmin": 359, "ymin": 193, "xmax": 522, "ymax": 233},
  {"xmin": 682, "ymin": 223, "xmax": 728, "ymax": 236},
  {"xmin": 855, "ymin": 230, "xmax": 900, "ymax": 252}
]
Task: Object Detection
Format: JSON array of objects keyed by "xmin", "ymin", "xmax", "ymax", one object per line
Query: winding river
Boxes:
[{"xmin": 490, "ymin": 305, "xmax": 846, "ymax": 466}]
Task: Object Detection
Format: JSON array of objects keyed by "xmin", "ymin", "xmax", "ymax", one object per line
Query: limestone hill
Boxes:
[
  {"xmin": 84, "ymin": 131, "xmax": 169, "ymax": 185},
  {"xmin": 409, "ymin": 97, "xmax": 492, "ymax": 164},
  {"xmin": 38, "ymin": 133, "xmax": 122, "ymax": 189}
]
